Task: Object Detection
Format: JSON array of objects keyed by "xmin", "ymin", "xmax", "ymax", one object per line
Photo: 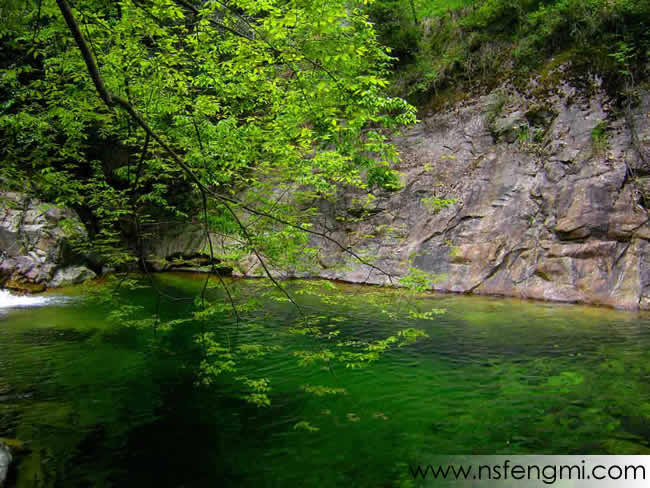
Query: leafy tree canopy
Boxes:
[{"xmin": 1, "ymin": 0, "xmax": 416, "ymax": 272}]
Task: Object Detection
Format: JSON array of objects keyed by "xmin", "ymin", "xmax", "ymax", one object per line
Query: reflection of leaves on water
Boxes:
[
  {"xmin": 544, "ymin": 371, "xmax": 584, "ymax": 393},
  {"xmin": 301, "ymin": 384, "xmax": 347, "ymax": 397},
  {"xmin": 294, "ymin": 420, "xmax": 320, "ymax": 432},
  {"xmin": 19, "ymin": 328, "xmax": 94, "ymax": 345}
]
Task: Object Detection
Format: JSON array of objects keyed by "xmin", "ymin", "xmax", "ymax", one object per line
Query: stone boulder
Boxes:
[
  {"xmin": 49, "ymin": 266, "xmax": 97, "ymax": 288},
  {"xmin": 0, "ymin": 192, "xmax": 93, "ymax": 292}
]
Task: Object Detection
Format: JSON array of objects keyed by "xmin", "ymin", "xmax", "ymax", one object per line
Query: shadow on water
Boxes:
[{"xmin": 60, "ymin": 369, "xmax": 299, "ymax": 487}]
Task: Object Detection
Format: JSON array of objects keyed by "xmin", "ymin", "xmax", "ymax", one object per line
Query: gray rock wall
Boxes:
[
  {"xmin": 310, "ymin": 75, "xmax": 650, "ymax": 309},
  {"xmin": 0, "ymin": 192, "xmax": 95, "ymax": 292}
]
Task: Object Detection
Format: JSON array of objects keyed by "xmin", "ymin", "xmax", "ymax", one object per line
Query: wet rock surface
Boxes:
[{"xmin": 310, "ymin": 75, "xmax": 650, "ymax": 309}]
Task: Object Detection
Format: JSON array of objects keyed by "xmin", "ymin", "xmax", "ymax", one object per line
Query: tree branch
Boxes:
[
  {"xmin": 56, "ymin": 0, "xmax": 112, "ymax": 106},
  {"xmin": 55, "ymin": 0, "xmax": 395, "ymax": 290}
]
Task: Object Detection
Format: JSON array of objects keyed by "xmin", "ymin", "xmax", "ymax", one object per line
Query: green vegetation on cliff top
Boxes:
[{"xmin": 369, "ymin": 0, "xmax": 649, "ymax": 104}]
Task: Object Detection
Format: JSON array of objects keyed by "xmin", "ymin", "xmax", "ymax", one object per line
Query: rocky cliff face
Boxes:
[
  {"xmin": 8, "ymin": 69, "xmax": 647, "ymax": 309},
  {"xmin": 312, "ymin": 72, "xmax": 650, "ymax": 309},
  {"xmin": 0, "ymin": 192, "xmax": 96, "ymax": 292}
]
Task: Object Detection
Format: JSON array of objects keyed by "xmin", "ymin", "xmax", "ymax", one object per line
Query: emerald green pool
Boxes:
[{"xmin": 1, "ymin": 274, "xmax": 650, "ymax": 487}]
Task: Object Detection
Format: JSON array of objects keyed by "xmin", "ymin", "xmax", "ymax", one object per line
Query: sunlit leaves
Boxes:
[
  {"xmin": 399, "ymin": 267, "xmax": 441, "ymax": 293},
  {"xmin": 236, "ymin": 375, "xmax": 272, "ymax": 407},
  {"xmin": 408, "ymin": 309, "xmax": 446, "ymax": 320}
]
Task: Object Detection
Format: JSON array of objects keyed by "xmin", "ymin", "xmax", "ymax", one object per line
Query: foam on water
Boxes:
[{"xmin": 0, "ymin": 289, "xmax": 59, "ymax": 308}]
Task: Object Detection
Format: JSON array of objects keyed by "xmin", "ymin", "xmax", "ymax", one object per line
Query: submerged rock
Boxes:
[{"xmin": 0, "ymin": 440, "xmax": 11, "ymax": 487}]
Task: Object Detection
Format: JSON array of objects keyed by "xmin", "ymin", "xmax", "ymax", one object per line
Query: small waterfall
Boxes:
[{"xmin": 0, "ymin": 289, "xmax": 57, "ymax": 308}]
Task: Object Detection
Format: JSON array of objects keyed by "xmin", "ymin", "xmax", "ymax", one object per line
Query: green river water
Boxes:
[{"xmin": 1, "ymin": 273, "xmax": 650, "ymax": 487}]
